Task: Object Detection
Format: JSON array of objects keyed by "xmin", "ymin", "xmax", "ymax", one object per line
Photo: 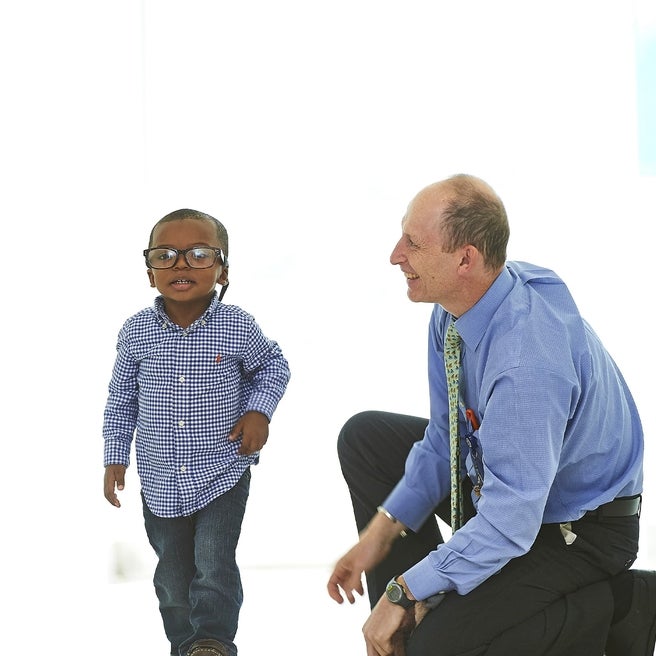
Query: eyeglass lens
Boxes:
[{"xmin": 146, "ymin": 248, "xmax": 220, "ymax": 269}]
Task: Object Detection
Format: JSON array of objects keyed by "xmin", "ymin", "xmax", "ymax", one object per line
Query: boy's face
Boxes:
[{"xmin": 147, "ymin": 218, "xmax": 228, "ymax": 309}]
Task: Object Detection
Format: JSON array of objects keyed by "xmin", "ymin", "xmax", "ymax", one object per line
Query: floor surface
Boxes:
[{"xmin": 100, "ymin": 565, "xmax": 369, "ymax": 655}]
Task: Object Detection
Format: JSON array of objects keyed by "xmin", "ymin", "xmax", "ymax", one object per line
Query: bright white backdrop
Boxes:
[{"xmin": 1, "ymin": 1, "xmax": 654, "ymax": 653}]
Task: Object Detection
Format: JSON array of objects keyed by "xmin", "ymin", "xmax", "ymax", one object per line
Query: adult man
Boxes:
[{"xmin": 327, "ymin": 174, "xmax": 655, "ymax": 655}]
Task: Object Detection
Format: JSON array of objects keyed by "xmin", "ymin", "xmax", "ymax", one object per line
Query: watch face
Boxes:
[
  {"xmin": 386, "ymin": 581, "xmax": 403, "ymax": 603},
  {"xmin": 386, "ymin": 578, "xmax": 415, "ymax": 608}
]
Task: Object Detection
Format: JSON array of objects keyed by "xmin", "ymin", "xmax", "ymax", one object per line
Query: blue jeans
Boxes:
[{"xmin": 142, "ymin": 469, "xmax": 250, "ymax": 656}]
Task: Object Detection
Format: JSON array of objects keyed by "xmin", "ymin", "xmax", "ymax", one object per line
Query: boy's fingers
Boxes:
[{"xmin": 104, "ymin": 465, "xmax": 126, "ymax": 507}]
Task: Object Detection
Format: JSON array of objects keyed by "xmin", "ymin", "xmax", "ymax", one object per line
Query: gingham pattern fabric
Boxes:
[
  {"xmin": 444, "ymin": 321, "xmax": 463, "ymax": 531},
  {"xmin": 103, "ymin": 293, "xmax": 290, "ymax": 517}
]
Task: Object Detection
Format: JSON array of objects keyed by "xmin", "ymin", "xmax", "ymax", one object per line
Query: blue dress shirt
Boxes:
[
  {"xmin": 103, "ymin": 293, "xmax": 290, "ymax": 517},
  {"xmin": 384, "ymin": 262, "xmax": 643, "ymax": 599}
]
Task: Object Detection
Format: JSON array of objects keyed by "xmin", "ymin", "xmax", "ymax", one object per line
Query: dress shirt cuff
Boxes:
[
  {"xmin": 403, "ymin": 556, "xmax": 451, "ymax": 601},
  {"xmin": 382, "ymin": 478, "xmax": 439, "ymax": 533},
  {"xmin": 103, "ymin": 439, "xmax": 131, "ymax": 468},
  {"xmin": 245, "ymin": 392, "xmax": 283, "ymax": 422}
]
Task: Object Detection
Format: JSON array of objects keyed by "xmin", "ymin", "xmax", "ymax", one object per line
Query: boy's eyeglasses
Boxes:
[{"xmin": 143, "ymin": 247, "xmax": 227, "ymax": 270}]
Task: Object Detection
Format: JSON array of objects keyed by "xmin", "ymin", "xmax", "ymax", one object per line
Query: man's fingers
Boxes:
[
  {"xmin": 327, "ymin": 573, "xmax": 364, "ymax": 604},
  {"xmin": 327, "ymin": 574, "xmax": 352, "ymax": 604},
  {"xmin": 327, "ymin": 580, "xmax": 345, "ymax": 604}
]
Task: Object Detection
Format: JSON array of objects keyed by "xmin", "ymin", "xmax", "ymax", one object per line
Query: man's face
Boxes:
[{"xmin": 389, "ymin": 191, "xmax": 462, "ymax": 305}]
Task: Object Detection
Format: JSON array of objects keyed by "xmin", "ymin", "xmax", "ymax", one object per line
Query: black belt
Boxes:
[{"xmin": 583, "ymin": 495, "xmax": 641, "ymax": 519}]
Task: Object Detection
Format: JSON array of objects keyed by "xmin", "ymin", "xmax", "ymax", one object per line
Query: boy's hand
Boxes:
[
  {"xmin": 104, "ymin": 464, "xmax": 127, "ymax": 508},
  {"xmin": 229, "ymin": 411, "xmax": 269, "ymax": 455}
]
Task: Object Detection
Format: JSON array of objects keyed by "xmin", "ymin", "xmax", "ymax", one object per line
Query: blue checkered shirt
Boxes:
[{"xmin": 103, "ymin": 293, "xmax": 290, "ymax": 517}]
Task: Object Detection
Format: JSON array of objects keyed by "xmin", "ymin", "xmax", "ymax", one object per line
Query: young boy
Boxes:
[{"xmin": 103, "ymin": 209, "xmax": 290, "ymax": 656}]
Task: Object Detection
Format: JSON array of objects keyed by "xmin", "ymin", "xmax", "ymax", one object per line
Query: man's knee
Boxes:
[{"xmin": 337, "ymin": 411, "xmax": 380, "ymax": 460}]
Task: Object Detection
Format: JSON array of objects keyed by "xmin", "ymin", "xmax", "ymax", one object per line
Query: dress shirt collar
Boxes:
[
  {"xmin": 153, "ymin": 291, "xmax": 220, "ymax": 330},
  {"xmin": 453, "ymin": 265, "xmax": 514, "ymax": 352}
]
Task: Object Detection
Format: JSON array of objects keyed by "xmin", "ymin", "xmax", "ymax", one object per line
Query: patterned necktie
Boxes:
[{"xmin": 444, "ymin": 321, "xmax": 463, "ymax": 531}]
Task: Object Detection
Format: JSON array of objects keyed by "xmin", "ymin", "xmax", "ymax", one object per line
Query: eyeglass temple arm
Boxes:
[{"xmin": 218, "ymin": 281, "xmax": 229, "ymax": 302}]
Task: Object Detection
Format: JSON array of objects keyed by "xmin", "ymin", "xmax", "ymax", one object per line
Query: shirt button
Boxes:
[
  {"xmin": 179, "ymin": 376, "xmax": 185, "ymax": 383},
  {"xmin": 180, "ymin": 465, "xmax": 186, "ymax": 473},
  {"xmin": 178, "ymin": 420, "xmax": 185, "ymax": 428}
]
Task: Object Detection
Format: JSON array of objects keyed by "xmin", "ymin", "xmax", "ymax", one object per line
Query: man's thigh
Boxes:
[{"xmin": 407, "ymin": 524, "xmax": 613, "ymax": 656}]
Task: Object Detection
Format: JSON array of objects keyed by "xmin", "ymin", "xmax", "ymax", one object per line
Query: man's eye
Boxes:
[{"xmin": 158, "ymin": 251, "xmax": 176, "ymax": 261}]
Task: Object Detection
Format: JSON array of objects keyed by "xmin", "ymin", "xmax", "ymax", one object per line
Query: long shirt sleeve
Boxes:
[
  {"xmin": 103, "ymin": 293, "xmax": 290, "ymax": 517},
  {"xmin": 384, "ymin": 262, "xmax": 643, "ymax": 600}
]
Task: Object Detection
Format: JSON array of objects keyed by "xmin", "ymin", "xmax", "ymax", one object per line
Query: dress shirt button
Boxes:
[
  {"xmin": 180, "ymin": 465, "xmax": 187, "ymax": 473},
  {"xmin": 179, "ymin": 375, "xmax": 185, "ymax": 383},
  {"xmin": 178, "ymin": 420, "xmax": 185, "ymax": 428}
]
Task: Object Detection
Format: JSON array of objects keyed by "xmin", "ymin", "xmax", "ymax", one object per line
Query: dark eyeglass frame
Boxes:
[{"xmin": 143, "ymin": 247, "xmax": 228, "ymax": 270}]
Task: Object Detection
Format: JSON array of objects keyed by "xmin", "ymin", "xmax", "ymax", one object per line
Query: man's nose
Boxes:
[{"xmin": 390, "ymin": 240, "xmax": 404, "ymax": 265}]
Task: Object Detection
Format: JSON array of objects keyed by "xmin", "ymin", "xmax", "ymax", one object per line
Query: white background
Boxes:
[{"xmin": 2, "ymin": 1, "xmax": 654, "ymax": 653}]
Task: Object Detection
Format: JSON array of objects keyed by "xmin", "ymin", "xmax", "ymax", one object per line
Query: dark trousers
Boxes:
[{"xmin": 338, "ymin": 411, "xmax": 640, "ymax": 656}]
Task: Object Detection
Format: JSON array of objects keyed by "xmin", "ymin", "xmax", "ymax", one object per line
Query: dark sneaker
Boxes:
[
  {"xmin": 606, "ymin": 570, "xmax": 656, "ymax": 656},
  {"xmin": 186, "ymin": 639, "xmax": 229, "ymax": 656}
]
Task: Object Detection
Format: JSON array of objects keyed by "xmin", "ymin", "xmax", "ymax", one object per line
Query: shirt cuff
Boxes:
[
  {"xmin": 104, "ymin": 439, "xmax": 131, "ymax": 467},
  {"xmin": 382, "ymin": 478, "xmax": 438, "ymax": 533},
  {"xmin": 403, "ymin": 555, "xmax": 451, "ymax": 601},
  {"xmin": 245, "ymin": 391, "xmax": 284, "ymax": 421}
]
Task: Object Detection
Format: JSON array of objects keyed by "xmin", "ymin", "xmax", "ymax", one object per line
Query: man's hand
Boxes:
[
  {"xmin": 327, "ymin": 542, "xmax": 368, "ymax": 604},
  {"xmin": 229, "ymin": 411, "xmax": 269, "ymax": 455},
  {"xmin": 104, "ymin": 464, "xmax": 127, "ymax": 508},
  {"xmin": 327, "ymin": 512, "xmax": 403, "ymax": 604},
  {"xmin": 363, "ymin": 596, "xmax": 415, "ymax": 656}
]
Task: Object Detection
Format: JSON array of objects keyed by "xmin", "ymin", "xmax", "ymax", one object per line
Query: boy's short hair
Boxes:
[{"xmin": 148, "ymin": 209, "xmax": 229, "ymax": 259}]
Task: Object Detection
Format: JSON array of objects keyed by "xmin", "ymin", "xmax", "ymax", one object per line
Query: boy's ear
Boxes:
[
  {"xmin": 147, "ymin": 269, "xmax": 156, "ymax": 288},
  {"xmin": 218, "ymin": 266, "xmax": 229, "ymax": 286}
]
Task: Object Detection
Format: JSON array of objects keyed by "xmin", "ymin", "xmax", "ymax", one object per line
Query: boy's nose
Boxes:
[{"xmin": 173, "ymin": 253, "xmax": 190, "ymax": 268}]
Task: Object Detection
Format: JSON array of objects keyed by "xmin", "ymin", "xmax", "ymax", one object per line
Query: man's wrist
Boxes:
[
  {"xmin": 395, "ymin": 575, "xmax": 416, "ymax": 601},
  {"xmin": 377, "ymin": 505, "xmax": 408, "ymax": 538}
]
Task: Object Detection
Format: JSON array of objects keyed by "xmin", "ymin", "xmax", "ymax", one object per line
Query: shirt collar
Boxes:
[
  {"xmin": 453, "ymin": 266, "xmax": 514, "ymax": 351},
  {"xmin": 153, "ymin": 291, "xmax": 220, "ymax": 329}
]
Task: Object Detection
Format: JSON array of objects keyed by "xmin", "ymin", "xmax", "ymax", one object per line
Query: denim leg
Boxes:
[
  {"xmin": 142, "ymin": 496, "xmax": 196, "ymax": 654},
  {"xmin": 143, "ymin": 469, "xmax": 250, "ymax": 656},
  {"xmin": 180, "ymin": 468, "xmax": 251, "ymax": 656}
]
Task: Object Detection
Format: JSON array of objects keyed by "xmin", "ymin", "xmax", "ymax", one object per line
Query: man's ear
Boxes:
[
  {"xmin": 147, "ymin": 269, "xmax": 156, "ymax": 288},
  {"xmin": 458, "ymin": 245, "xmax": 479, "ymax": 270}
]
